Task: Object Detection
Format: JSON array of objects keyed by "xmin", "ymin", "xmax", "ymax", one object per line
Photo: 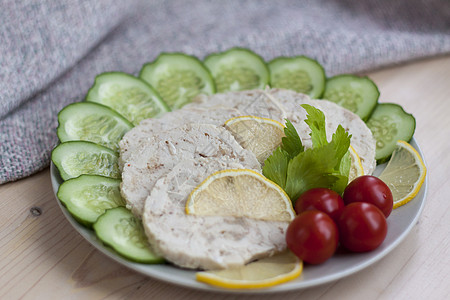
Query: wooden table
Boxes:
[{"xmin": 1, "ymin": 55, "xmax": 450, "ymax": 300}]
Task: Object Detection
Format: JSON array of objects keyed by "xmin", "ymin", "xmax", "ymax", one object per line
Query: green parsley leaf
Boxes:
[
  {"xmin": 331, "ymin": 125, "xmax": 352, "ymax": 171},
  {"xmin": 339, "ymin": 151, "xmax": 351, "ymax": 176},
  {"xmin": 280, "ymin": 119, "xmax": 304, "ymax": 159},
  {"xmin": 301, "ymin": 104, "xmax": 328, "ymax": 147},
  {"xmin": 284, "ymin": 145, "xmax": 340, "ymax": 201},
  {"xmin": 328, "ymin": 125, "xmax": 352, "ymax": 194},
  {"xmin": 262, "ymin": 147, "xmax": 290, "ymax": 189}
]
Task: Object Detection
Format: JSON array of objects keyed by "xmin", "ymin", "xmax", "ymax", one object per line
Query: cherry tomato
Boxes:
[
  {"xmin": 343, "ymin": 175, "xmax": 393, "ymax": 218},
  {"xmin": 286, "ymin": 210, "xmax": 339, "ymax": 264},
  {"xmin": 295, "ymin": 188, "xmax": 345, "ymax": 222},
  {"xmin": 338, "ymin": 202, "xmax": 387, "ymax": 252}
]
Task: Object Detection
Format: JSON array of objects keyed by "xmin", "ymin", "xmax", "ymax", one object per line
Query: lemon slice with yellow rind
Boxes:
[
  {"xmin": 196, "ymin": 250, "xmax": 302, "ymax": 289},
  {"xmin": 348, "ymin": 145, "xmax": 365, "ymax": 183},
  {"xmin": 186, "ymin": 169, "xmax": 295, "ymax": 222},
  {"xmin": 225, "ymin": 116, "xmax": 285, "ymax": 164},
  {"xmin": 378, "ymin": 140, "xmax": 426, "ymax": 209}
]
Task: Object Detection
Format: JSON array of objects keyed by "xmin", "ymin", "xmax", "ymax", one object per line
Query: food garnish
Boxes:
[
  {"xmin": 224, "ymin": 115, "xmax": 285, "ymax": 164},
  {"xmin": 195, "ymin": 251, "xmax": 302, "ymax": 289},
  {"xmin": 93, "ymin": 207, "xmax": 165, "ymax": 263},
  {"xmin": 57, "ymin": 175, "xmax": 125, "ymax": 227},
  {"xmin": 139, "ymin": 53, "xmax": 216, "ymax": 109},
  {"xmin": 186, "ymin": 169, "xmax": 295, "ymax": 222},
  {"xmin": 52, "ymin": 141, "xmax": 120, "ymax": 181},
  {"xmin": 378, "ymin": 140, "xmax": 427, "ymax": 209},
  {"xmin": 263, "ymin": 104, "xmax": 351, "ymax": 201},
  {"xmin": 337, "ymin": 202, "xmax": 387, "ymax": 252},
  {"xmin": 323, "ymin": 74, "xmax": 379, "ymax": 122},
  {"xmin": 348, "ymin": 145, "xmax": 364, "ymax": 182},
  {"xmin": 86, "ymin": 72, "xmax": 170, "ymax": 125},
  {"xmin": 57, "ymin": 102, "xmax": 134, "ymax": 152},
  {"xmin": 204, "ymin": 47, "xmax": 269, "ymax": 92},
  {"xmin": 294, "ymin": 188, "xmax": 345, "ymax": 223},
  {"xmin": 286, "ymin": 210, "xmax": 339, "ymax": 264},
  {"xmin": 366, "ymin": 103, "xmax": 416, "ymax": 163},
  {"xmin": 343, "ymin": 175, "xmax": 393, "ymax": 218},
  {"xmin": 268, "ymin": 55, "xmax": 326, "ymax": 98}
]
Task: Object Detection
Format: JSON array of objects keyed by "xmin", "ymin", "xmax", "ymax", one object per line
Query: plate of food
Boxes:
[{"xmin": 50, "ymin": 48, "xmax": 427, "ymax": 293}]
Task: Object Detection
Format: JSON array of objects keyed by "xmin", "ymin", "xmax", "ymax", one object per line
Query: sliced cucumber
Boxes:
[
  {"xmin": 86, "ymin": 72, "xmax": 170, "ymax": 125},
  {"xmin": 140, "ymin": 53, "xmax": 215, "ymax": 109},
  {"xmin": 57, "ymin": 102, "xmax": 133, "ymax": 152},
  {"xmin": 93, "ymin": 207, "xmax": 165, "ymax": 263},
  {"xmin": 204, "ymin": 48, "xmax": 269, "ymax": 93},
  {"xmin": 51, "ymin": 141, "xmax": 120, "ymax": 181},
  {"xmin": 323, "ymin": 75, "xmax": 379, "ymax": 121},
  {"xmin": 268, "ymin": 56, "xmax": 326, "ymax": 98},
  {"xmin": 366, "ymin": 103, "xmax": 416, "ymax": 163},
  {"xmin": 57, "ymin": 175, "xmax": 125, "ymax": 227}
]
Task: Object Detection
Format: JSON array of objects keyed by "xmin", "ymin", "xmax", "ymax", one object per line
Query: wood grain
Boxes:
[{"xmin": 1, "ymin": 55, "xmax": 450, "ymax": 300}]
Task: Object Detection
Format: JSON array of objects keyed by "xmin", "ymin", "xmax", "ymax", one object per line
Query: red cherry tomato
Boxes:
[
  {"xmin": 343, "ymin": 175, "xmax": 393, "ymax": 218},
  {"xmin": 286, "ymin": 210, "xmax": 339, "ymax": 264},
  {"xmin": 338, "ymin": 202, "xmax": 387, "ymax": 252},
  {"xmin": 295, "ymin": 188, "xmax": 345, "ymax": 222}
]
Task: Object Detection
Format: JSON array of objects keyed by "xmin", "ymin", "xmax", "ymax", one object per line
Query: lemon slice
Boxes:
[
  {"xmin": 196, "ymin": 251, "xmax": 302, "ymax": 289},
  {"xmin": 348, "ymin": 145, "xmax": 365, "ymax": 182},
  {"xmin": 225, "ymin": 116, "xmax": 285, "ymax": 164},
  {"xmin": 186, "ymin": 169, "xmax": 295, "ymax": 222},
  {"xmin": 378, "ymin": 140, "xmax": 426, "ymax": 209}
]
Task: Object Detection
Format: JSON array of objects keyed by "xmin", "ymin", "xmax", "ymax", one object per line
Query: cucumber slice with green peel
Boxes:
[
  {"xmin": 204, "ymin": 48, "xmax": 270, "ymax": 93},
  {"xmin": 51, "ymin": 141, "xmax": 120, "ymax": 181},
  {"xmin": 366, "ymin": 103, "xmax": 416, "ymax": 164},
  {"xmin": 93, "ymin": 207, "xmax": 165, "ymax": 263},
  {"xmin": 57, "ymin": 175, "xmax": 125, "ymax": 227},
  {"xmin": 322, "ymin": 75, "xmax": 379, "ymax": 121},
  {"xmin": 57, "ymin": 102, "xmax": 133, "ymax": 152},
  {"xmin": 268, "ymin": 56, "xmax": 326, "ymax": 98},
  {"xmin": 86, "ymin": 72, "xmax": 170, "ymax": 125},
  {"xmin": 139, "ymin": 53, "xmax": 216, "ymax": 109}
]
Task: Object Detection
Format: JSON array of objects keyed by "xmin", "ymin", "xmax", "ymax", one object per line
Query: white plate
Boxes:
[{"xmin": 50, "ymin": 137, "xmax": 427, "ymax": 294}]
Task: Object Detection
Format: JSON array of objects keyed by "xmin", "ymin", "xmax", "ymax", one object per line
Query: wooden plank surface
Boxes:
[{"xmin": 1, "ymin": 55, "xmax": 450, "ymax": 299}]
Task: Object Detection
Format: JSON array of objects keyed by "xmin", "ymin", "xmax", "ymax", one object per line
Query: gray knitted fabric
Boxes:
[{"xmin": 1, "ymin": 0, "xmax": 449, "ymax": 184}]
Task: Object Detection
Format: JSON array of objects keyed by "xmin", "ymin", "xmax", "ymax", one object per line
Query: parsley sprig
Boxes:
[{"xmin": 263, "ymin": 104, "xmax": 351, "ymax": 202}]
